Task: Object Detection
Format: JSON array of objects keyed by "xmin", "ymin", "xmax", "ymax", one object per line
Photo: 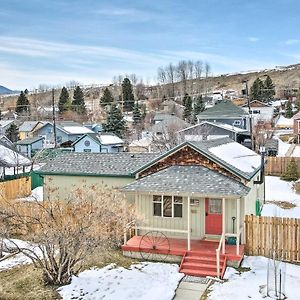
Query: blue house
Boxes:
[
  {"xmin": 16, "ymin": 136, "xmax": 45, "ymax": 158},
  {"xmin": 72, "ymin": 133, "xmax": 124, "ymax": 153}
]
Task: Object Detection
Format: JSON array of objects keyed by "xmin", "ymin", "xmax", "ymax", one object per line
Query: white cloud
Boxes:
[
  {"xmin": 248, "ymin": 37, "xmax": 259, "ymax": 42},
  {"xmin": 285, "ymin": 39, "xmax": 300, "ymax": 45},
  {"xmin": 95, "ymin": 8, "xmax": 141, "ymax": 16}
]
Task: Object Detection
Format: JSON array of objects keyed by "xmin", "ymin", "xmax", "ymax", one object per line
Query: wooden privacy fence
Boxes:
[
  {"xmin": 0, "ymin": 177, "xmax": 31, "ymax": 200},
  {"xmin": 245, "ymin": 215, "xmax": 300, "ymax": 262},
  {"xmin": 265, "ymin": 157, "xmax": 300, "ymax": 176}
]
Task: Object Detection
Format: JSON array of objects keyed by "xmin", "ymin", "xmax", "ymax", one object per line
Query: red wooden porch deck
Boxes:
[{"xmin": 122, "ymin": 235, "xmax": 244, "ymax": 262}]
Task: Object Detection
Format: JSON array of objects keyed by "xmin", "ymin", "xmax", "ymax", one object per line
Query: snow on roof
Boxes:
[
  {"xmin": 275, "ymin": 115, "xmax": 293, "ymax": 127},
  {"xmin": 209, "ymin": 142, "xmax": 261, "ymax": 173},
  {"xmin": 98, "ymin": 134, "xmax": 124, "ymax": 145},
  {"xmin": 129, "ymin": 138, "xmax": 152, "ymax": 147},
  {"xmin": 0, "ymin": 144, "xmax": 31, "ymax": 167},
  {"xmin": 0, "ymin": 120, "xmax": 14, "ymax": 128},
  {"xmin": 63, "ymin": 126, "xmax": 94, "ymax": 134}
]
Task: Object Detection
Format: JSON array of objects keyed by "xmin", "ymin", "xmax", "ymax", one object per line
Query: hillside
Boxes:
[
  {"xmin": 0, "ymin": 85, "xmax": 15, "ymax": 95},
  {"xmin": 1, "ymin": 63, "xmax": 300, "ymax": 113}
]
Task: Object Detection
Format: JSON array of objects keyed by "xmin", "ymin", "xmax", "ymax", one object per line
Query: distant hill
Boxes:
[{"xmin": 0, "ymin": 85, "xmax": 18, "ymax": 95}]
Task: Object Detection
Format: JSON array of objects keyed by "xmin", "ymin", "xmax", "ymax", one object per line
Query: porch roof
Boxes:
[{"xmin": 122, "ymin": 165, "xmax": 250, "ymax": 198}]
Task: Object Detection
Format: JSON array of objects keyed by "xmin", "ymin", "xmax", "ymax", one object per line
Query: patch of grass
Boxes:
[
  {"xmin": 0, "ymin": 265, "xmax": 60, "ymax": 300},
  {"xmin": 0, "ymin": 249, "xmax": 138, "ymax": 300}
]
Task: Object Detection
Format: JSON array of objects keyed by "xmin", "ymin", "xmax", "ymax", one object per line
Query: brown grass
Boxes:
[
  {"xmin": 265, "ymin": 200, "xmax": 296, "ymax": 209},
  {"xmin": 0, "ymin": 249, "xmax": 137, "ymax": 300}
]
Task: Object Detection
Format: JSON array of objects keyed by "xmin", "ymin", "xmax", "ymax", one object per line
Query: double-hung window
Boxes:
[{"xmin": 153, "ymin": 195, "xmax": 183, "ymax": 218}]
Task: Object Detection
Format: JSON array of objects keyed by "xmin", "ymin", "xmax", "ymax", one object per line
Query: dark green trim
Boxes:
[{"xmin": 36, "ymin": 171, "xmax": 135, "ymax": 178}]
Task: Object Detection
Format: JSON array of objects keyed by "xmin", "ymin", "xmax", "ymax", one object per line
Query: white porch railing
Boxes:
[{"xmin": 216, "ymin": 233, "xmax": 226, "ymax": 278}]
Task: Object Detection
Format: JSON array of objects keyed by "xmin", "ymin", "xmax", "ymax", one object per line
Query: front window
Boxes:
[
  {"xmin": 209, "ymin": 199, "xmax": 222, "ymax": 214},
  {"xmin": 153, "ymin": 195, "xmax": 183, "ymax": 218}
]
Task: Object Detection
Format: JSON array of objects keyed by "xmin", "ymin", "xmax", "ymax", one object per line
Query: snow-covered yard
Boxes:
[
  {"xmin": 18, "ymin": 186, "xmax": 43, "ymax": 201},
  {"xmin": 58, "ymin": 262, "xmax": 183, "ymax": 300},
  {"xmin": 208, "ymin": 256, "xmax": 300, "ymax": 300},
  {"xmin": 262, "ymin": 176, "xmax": 300, "ymax": 218}
]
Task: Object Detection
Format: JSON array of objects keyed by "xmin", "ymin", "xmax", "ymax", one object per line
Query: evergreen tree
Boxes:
[
  {"xmin": 58, "ymin": 87, "xmax": 70, "ymax": 113},
  {"xmin": 263, "ymin": 75, "xmax": 275, "ymax": 102},
  {"xmin": 15, "ymin": 91, "xmax": 30, "ymax": 114},
  {"xmin": 285, "ymin": 101, "xmax": 293, "ymax": 118},
  {"xmin": 121, "ymin": 78, "xmax": 134, "ymax": 112},
  {"xmin": 103, "ymin": 104, "xmax": 126, "ymax": 138},
  {"xmin": 250, "ymin": 78, "xmax": 264, "ymax": 101},
  {"xmin": 100, "ymin": 87, "xmax": 114, "ymax": 107},
  {"xmin": 132, "ymin": 102, "xmax": 142, "ymax": 125},
  {"xmin": 0, "ymin": 110, "xmax": 2, "ymax": 120},
  {"xmin": 183, "ymin": 93, "xmax": 192, "ymax": 122},
  {"xmin": 281, "ymin": 158, "xmax": 299, "ymax": 181},
  {"xmin": 24, "ymin": 88, "xmax": 29, "ymax": 95},
  {"xmin": 141, "ymin": 104, "xmax": 147, "ymax": 120},
  {"xmin": 71, "ymin": 86, "xmax": 86, "ymax": 114},
  {"xmin": 6, "ymin": 123, "xmax": 19, "ymax": 142},
  {"xmin": 193, "ymin": 95, "xmax": 205, "ymax": 115}
]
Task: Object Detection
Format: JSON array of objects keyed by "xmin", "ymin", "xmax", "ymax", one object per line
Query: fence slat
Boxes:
[
  {"xmin": 265, "ymin": 157, "xmax": 300, "ymax": 176},
  {"xmin": 0, "ymin": 177, "xmax": 31, "ymax": 200}
]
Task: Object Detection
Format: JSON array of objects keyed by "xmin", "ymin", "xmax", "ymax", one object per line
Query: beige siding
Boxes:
[
  {"xmin": 136, "ymin": 194, "xmax": 205, "ymax": 239},
  {"xmin": 43, "ymin": 175, "xmax": 135, "ymax": 200}
]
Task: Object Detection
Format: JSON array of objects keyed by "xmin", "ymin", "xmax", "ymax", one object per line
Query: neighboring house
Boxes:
[
  {"xmin": 33, "ymin": 121, "xmax": 94, "ymax": 146},
  {"xmin": 37, "ymin": 152, "xmax": 160, "ymax": 200},
  {"xmin": 264, "ymin": 139, "xmax": 278, "ymax": 156},
  {"xmin": 292, "ymin": 111, "xmax": 300, "ymax": 143},
  {"xmin": 19, "ymin": 121, "xmax": 44, "ymax": 140},
  {"xmin": 0, "ymin": 135, "xmax": 13, "ymax": 147},
  {"xmin": 177, "ymin": 121, "xmax": 250, "ymax": 144},
  {"xmin": 16, "ymin": 136, "xmax": 45, "ymax": 158},
  {"xmin": 128, "ymin": 138, "xmax": 153, "ymax": 153},
  {"xmin": 83, "ymin": 123, "xmax": 103, "ymax": 133},
  {"xmin": 0, "ymin": 141, "xmax": 31, "ymax": 179},
  {"xmin": 0, "ymin": 120, "xmax": 15, "ymax": 135},
  {"xmin": 241, "ymin": 100, "xmax": 274, "ymax": 126},
  {"xmin": 275, "ymin": 115, "xmax": 293, "ymax": 130},
  {"xmin": 149, "ymin": 113, "xmax": 190, "ymax": 141},
  {"xmin": 72, "ymin": 133, "xmax": 124, "ymax": 153},
  {"xmin": 121, "ymin": 137, "xmax": 263, "ymax": 277},
  {"xmin": 197, "ymin": 101, "xmax": 250, "ymax": 130}
]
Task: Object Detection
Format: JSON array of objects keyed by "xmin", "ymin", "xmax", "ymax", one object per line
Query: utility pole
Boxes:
[
  {"xmin": 52, "ymin": 89, "xmax": 57, "ymax": 148},
  {"xmin": 243, "ymin": 80, "xmax": 254, "ymax": 150}
]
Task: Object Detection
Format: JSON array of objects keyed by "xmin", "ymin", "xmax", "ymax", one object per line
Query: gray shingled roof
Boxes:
[
  {"xmin": 16, "ymin": 136, "xmax": 44, "ymax": 145},
  {"xmin": 122, "ymin": 165, "xmax": 250, "ymax": 197},
  {"xmin": 37, "ymin": 152, "xmax": 160, "ymax": 176},
  {"xmin": 198, "ymin": 101, "xmax": 248, "ymax": 119},
  {"xmin": 19, "ymin": 121, "xmax": 41, "ymax": 132},
  {"xmin": 151, "ymin": 115, "xmax": 190, "ymax": 132}
]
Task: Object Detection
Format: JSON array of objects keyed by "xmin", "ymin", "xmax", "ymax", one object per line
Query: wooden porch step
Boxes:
[
  {"xmin": 181, "ymin": 262, "xmax": 218, "ymax": 271},
  {"xmin": 184, "ymin": 256, "xmax": 225, "ymax": 264}
]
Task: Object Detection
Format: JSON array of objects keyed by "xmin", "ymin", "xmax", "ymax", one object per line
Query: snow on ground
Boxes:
[
  {"xmin": 17, "ymin": 186, "xmax": 43, "ymax": 201},
  {"xmin": 275, "ymin": 137, "xmax": 291, "ymax": 157},
  {"xmin": 291, "ymin": 145, "xmax": 300, "ymax": 157},
  {"xmin": 209, "ymin": 142, "xmax": 261, "ymax": 173},
  {"xmin": 58, "ymin": 262, "xmax": 183, "ymax": 300},
  {"xmin": 208, "ymin": 256, "xmax": 300, "ymax": 300},
  {"xmin": 0, "ymin": 239, "xmax": 37, "ymax": 271},
  {"xmin": 262, "ymin": 176, "xmax": 300, "ymax": 218},
  {"xmin": 275, "ymin": 115, "xmax": 293, "ymax": 128}
]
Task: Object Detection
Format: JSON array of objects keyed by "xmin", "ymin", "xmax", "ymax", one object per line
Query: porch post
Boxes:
[
  {"xmin": 236, "ymin": 198, "xmax": 241, "ymax": 255},
  {"xmin": 135, "ymin": 193, "xmax": 138, "ymax": 236},
  {"xmin": 222, "ymin": 197, "xmax": 226, "ymax": 254},
  {"xmin": 187, "ymin": 196, "xmax": 191, "ymax": 251}
]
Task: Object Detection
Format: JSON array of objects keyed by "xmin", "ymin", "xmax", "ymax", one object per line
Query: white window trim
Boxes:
[{"xmin": 153, "ymin": 195, "xmax": 183, "ymax": 218}]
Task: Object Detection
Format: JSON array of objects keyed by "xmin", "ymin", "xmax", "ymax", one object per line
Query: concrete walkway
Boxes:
[{"xmin": 174, "ymin": 277, "xmax": 211, "ymax": 300}]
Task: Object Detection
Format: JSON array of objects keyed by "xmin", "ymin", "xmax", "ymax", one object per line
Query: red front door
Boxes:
[{"xmin": 205, "ymin": 198, "xmax": 222, "ymax": 235}]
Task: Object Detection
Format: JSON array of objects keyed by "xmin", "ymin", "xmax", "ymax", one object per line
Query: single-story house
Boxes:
[
  {"xmin": 0, "ymin": 141, "xmax": 31, "ymax": 179},
  {"xmin": 72, "ymin": 133, "xmax": 124, "ymax": 153},
  {"xmin": 197, "ymin": 101, "xmax": 250, "ymax": 131},
  {"xmin": 128, "ymin": 138, "xmax": 153, "ymax": 153},
  {"xmin": 177, "ymin": 121, "xmax": 250, "ymax": 144},
  {"xmin": 0, "ymin": 120, "xmax": 15, "ymax": 135},
  {"xmin": 16, "ymin": 136, "xmax": 45, "ymax": 158},
  {"xmin": 241, "ymin": 100, "xmax": 274, "ymax": 126},
  {"xmin": 18, "ymin": 121, "xmax": 44, "ymax": 140},
  {"xmin": 37, "ymin": 137, "xmax": 264, "ymax": 278}
]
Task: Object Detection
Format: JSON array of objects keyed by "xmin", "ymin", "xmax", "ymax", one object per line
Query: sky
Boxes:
[{"xmin": 1, "ymin": 0, "xmax": 300, "ymax": 90}]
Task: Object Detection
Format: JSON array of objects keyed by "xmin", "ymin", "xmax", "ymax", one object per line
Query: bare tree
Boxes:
[
  {"xmin": 187, "ymin": 60, "xmax": 195, "ymax": 94},
  {"xmin": 204, "ymin": 62, "xmax": 211, "ymax": 95},
  {"xmin": 0, "ymin": 184, "xmax": 138, "ymax": 285},
  {"xmin": 194, "ymin": 60, "xmax": 203, "ymax": 93},
  {"xmin": 165, "ymin": 63, "xmax": 176, "ymax": 98},
  {"xmin": 176, "ymin": 61, "xmax": 189, "ymax": 95}
]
